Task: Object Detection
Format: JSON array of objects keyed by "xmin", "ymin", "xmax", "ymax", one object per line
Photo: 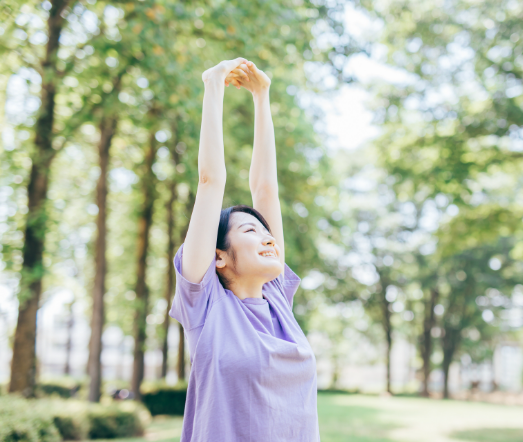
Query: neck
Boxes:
[{"xmin": 228, "ymin": 276, "xmax": 266, "ymax": 300}]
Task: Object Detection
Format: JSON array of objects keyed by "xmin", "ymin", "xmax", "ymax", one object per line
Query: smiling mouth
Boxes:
[{"xmin": 259, "ymin": 252, "xmax": 277, "ymax": 259}]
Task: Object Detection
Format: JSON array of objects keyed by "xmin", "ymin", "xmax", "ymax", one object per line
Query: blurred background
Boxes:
[{"xmin": 1, "ymin": 0, "xmax": 522, "ymax": 441}]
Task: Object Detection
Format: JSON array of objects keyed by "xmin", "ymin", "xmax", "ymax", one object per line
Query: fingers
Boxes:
[
  {"xmin": 225, "ymin": 72, "xmax": 242, "ymax": 85},
  {"xmin": 221, "ymin": 58, "xmax": 258, "ymax": 90},
  {"xmin": 230, "ymin": 67, "xmax": 249, "ymax": 81},
  {"xmin": 221, "ymin": 57, "xmax": 248, "ymax": 73},
  {"xmin": 240, "ymin": 62, "xmax": 254, "ymax": 75},
  {"xmin": 225, "ymin": 73, "xmax": 242, "ymax": 89}
]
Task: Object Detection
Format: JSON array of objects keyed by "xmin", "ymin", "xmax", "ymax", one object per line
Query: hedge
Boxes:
[
  {"xmin": 141, "ymin": 388, "xmax": 187, "ymax": 416},
  {"xmin": 0, "ymin": 397, "xmax": 61, "ymax": 442},
  {"xmin": 88, "ymin": 404, "xmax": 145, "ymax": 439},
  {"xmin": 36, "ymin": 383, "xmax": 81, "ymax": 399},
  {"xmin": 0, "ymin": 396, "xmax": 149, "ymax": 441}
]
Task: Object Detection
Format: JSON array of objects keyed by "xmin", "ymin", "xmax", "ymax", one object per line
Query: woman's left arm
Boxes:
[{"xmin": 247, "ymin": 65, "xmax": 285, "ymax": 267}]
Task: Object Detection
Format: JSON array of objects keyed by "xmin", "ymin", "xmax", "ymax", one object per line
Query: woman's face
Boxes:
[{"xmin": 216, "ymin": 212, "xmax": 283, "ymax": 283}]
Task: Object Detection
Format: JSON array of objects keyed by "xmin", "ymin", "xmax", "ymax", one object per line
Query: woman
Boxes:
[{"xmin": 169, "ymin": 58, "xmax": 319, "ymax": 441}]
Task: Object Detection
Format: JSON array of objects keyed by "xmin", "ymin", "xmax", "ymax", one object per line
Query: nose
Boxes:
[{"xmin": 263, "ymin": 236, "xmax": 275, "ymax": 246}]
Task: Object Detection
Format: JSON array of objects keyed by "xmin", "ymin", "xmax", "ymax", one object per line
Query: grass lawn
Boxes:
[
  {"xmin": 92, "ymin": 393, "xmax": 523, "ymax": 442},
  {"xmin": 317, "ymin": 393, "xmax": 523, "ymax": 442}
]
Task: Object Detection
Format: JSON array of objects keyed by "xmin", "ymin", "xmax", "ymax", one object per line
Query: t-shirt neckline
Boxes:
[{"xmin": 240, "ymin": 296, "xmax": 268, "ymax": 305}]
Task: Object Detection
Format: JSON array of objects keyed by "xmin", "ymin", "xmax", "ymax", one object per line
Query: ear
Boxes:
[{"xmin": 216, "ymin": 250, "xmax": 227, "ymax": 269}]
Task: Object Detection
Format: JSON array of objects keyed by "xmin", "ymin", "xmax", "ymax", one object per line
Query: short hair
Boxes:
[{"xmin": 215, "ymin": 204, "xmax": 272, "ymax": 288}]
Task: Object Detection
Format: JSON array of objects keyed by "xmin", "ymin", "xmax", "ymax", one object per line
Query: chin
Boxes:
[
  {"xmin": 258, "ymin": 259, "xmax": 282, "ymax": 276},
  {"xmin": 271, "ymin": 261, "xmax": 284, "ymax": 277}
]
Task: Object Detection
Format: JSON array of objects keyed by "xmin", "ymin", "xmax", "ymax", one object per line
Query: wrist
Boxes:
[
  {"xmin": 203, "ymin": 76, "xmax": 225, "ymax": 90},
  {"xmin": 252, "ymin": 87, "xmax": 270, "ymax": 102}
]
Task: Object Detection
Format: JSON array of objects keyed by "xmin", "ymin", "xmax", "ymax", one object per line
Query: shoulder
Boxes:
[
  {"xmin": 263, "ymin": 262, "xmax": 301, "ymax": 309},
  {"xmin": 174, "ymin": 243, "xmax": 219, "ymax": 292}
]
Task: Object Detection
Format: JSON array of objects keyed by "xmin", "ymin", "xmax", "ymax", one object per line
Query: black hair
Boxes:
[{"xmin": 215, "ymin": 204, "xmax": 272, "ymax": 288}]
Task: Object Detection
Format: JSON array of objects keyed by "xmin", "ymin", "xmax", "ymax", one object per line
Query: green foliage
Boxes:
[
  {"xmin": 0, "ymin": 396, "xmax": 61, "ymax": 442},
  {"xmin": 141, "ymin": 385, "xmax": 187, "ymax": 416},
  {"xmin": 350, "ymin": 0, "xmax": 523, "ymax": 384},
  {"xmin": 1, "ymin": 0, "xmax": 358, "ymax": 397},
  {"xmin": 52, "ymin": 414, "xmax": 89, "ymax": 441},
  {"xmin": 2, "ymin": 0, "xmax": 522, "ymax": 402},
  {"xmin": 0, "ymin": 395, "xmax": 148, "ymax": 441},
  {"xmin": 36, "ymin": 381, "xmax": 82, "ymax": 399},
  {"xmin": 87, "ymin": 405, "xmax": 145, "ymax": 439}
]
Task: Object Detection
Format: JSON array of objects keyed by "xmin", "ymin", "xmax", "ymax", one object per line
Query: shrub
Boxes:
[
  {"xmin": 36, "ymin": 378, "xmax": 83, "ymax": 399},
  {"xmin": 52, "ymin": 415, "xmax": 88, "ymax": 441},
  {"xmin": 0, "ymin": 396, "xmax": 149, "ymax": 441},
  {"xmin": 50, "ymin": 402, "xmax": 90, "ymax": 440},
  {"xmin": 88, "ymin": 402, "xmax": 146, "ymax": 439},
  {"xmin": 0, "ymin": 396, "xmax": 61, "ymax": 442},
  {"xmin": 141, "ymin": 385, "xmax": 187, "ymax": 416}
]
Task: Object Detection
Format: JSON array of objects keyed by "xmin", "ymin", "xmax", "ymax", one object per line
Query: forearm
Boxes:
[
  {"xmin": 198, "ymin": 79, "xmax": 227, "ymax": 183},
  {"xmin": 249, "ymin": 90, "xmax": 278, "ymax": 194}
]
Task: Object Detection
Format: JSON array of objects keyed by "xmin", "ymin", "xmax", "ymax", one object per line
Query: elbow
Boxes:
[{"xmin": 199, "ymin": 170, "xmax": 226, "ymax": 187}]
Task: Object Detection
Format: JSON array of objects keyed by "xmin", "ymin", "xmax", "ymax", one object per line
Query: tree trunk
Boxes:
[
  {"xmin": 9, "ymin": 0, "xmax": 70, "ymax": 397},
  {"xmin": 161, "ymin": 180, "xmax": 177, "ymax": 378},
  {"xmin": 176, "ymin": 190, "xmax": 195, "ymax": 382},
  {"xmin": 442, "ymin": 328, "xmax": 459, "ymax": 399},
  {"xmin": 384, "ymin": 320, "xmax": 392, "ymax": 394},
  {"xmin": 177, "ymin": 322, "xmax": 185, "ymax": 381},
  {"xmin": 380, "ymin": 291, "xmax": 393, "ymax": 394},
  {"xmin": 87, "ymin": 116, "xmax": 118, "ymax": 402},
  {"xmin": 131, "ymin": 131, "xmax": 158, "ymax": 401},
  {"xmin": 421, "ymin": 288, "xmax": 438, "ymax": 397},
  {"xmin": 441, "ymin": 284, "xmax": 471, "ymax": 399},
  {"xmin": 64, "ymin": 299, "xmax": 75, "ymax": 376},
  {"xmin": 330, "ymin": 356, "xmax": 340, "ymax": 389}
]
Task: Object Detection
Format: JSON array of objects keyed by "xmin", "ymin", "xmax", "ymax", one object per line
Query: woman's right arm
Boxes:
[{"xmin": 181, "ymin": 58, "xmax": 248, "ymax": 284}]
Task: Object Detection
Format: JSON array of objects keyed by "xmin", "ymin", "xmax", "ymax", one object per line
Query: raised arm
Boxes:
[
  {"xmin": 240, "ymin": 62, "xmax": 286, "ymax": 268},
  {"xmin": 182, "ymin": 58, "xmax": 248, "ymax": 284}
]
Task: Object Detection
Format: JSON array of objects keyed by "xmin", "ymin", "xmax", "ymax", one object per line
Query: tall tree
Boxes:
[
  {"xmin": 87, "ymin": 112, "xmax": 118, "ymax": 402},
  {"xmin": 436, "ymin": 234, "xmax": 521, "ymax": 398},
  {"xmin": 420, "ymin": 287, "xmax": 438, "ymax": 397},
  {"xmin": 82, "ymin": 3, "xmax": 142, "ymax": 401},
  {"xmin": 64, "ymin": 297, "xmax": 75, "ymax": 376},
  {"xmin": 1, "ymin": 0, "xmax": 358, "ymax": 396},
  {"xmin": 131, "ymin": 126, "xmax": 159, "ymax": 400},
  {"xmin": 9, "ymin": 0, "xmax": 72, "ymax": 397},
  {"xmin": 160, "ymin": 178, "xmax": 177, "ymax": 379},
  {"xmin": 363, "ymin": 0, "xmax": 523, "ymax": 396},
  {"xmin": 160, "ymin": 124, "xmax": 186, "ymax": 379}
]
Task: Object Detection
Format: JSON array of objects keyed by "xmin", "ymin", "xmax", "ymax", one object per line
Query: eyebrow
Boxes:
[
  {"xmin": 237, "ymin": 222, "xmax": 269, "ymax": 232},
  {"xmin": 238, "ymin": 222, "xmax": 257, "ymax": 229}
]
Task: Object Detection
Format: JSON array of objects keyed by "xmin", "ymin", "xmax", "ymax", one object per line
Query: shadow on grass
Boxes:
[
  {"xmin": 318, "ymin": 394, "xmax": 398, "ymax": 442},
  {"xmin": 451, "ymin": 428, "xmax": 523, "ymax": 442}
]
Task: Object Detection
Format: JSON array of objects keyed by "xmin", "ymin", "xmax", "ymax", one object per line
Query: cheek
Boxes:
[{"xmin": 232, "ymin": 234, "xmax": 259, "ymax": 255}]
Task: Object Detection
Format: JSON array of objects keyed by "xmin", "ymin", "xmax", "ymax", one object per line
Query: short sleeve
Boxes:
[
  {"xmin": 169, "ymin": 243, "xmax": 220, "ymax": 331},
  {"xmin": 265, "ymin": 263, "xmax": 301, "ymax": 309}
]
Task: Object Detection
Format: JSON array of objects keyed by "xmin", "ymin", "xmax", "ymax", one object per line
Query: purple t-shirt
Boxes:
[{"xmin": 169, "ymin": 243, "xmax": 320, "ymax": 442}]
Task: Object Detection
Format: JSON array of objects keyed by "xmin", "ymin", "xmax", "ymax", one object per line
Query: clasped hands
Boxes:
[{"xmin": 201, "ymin": 57, "xmax": 271, "ymax": 96}]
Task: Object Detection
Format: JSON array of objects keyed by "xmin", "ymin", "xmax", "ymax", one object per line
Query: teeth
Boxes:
[{"xmin": 260, "ymin": 252, "xmax": 275, "ymax": 257}]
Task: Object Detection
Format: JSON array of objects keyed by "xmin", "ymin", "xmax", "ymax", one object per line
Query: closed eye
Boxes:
[{"xmin": 246, "ymin": 228, "xmax": 255, "ymax": 232}]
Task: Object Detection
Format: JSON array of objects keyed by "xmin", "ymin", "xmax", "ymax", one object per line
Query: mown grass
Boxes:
[
  {"xmin": 451, "ymin": 428, "xmax": 523, "ymax": 442},
  {"xmin": 89, "ymin": 393, "xmax": 523, "ymax": 442}
]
